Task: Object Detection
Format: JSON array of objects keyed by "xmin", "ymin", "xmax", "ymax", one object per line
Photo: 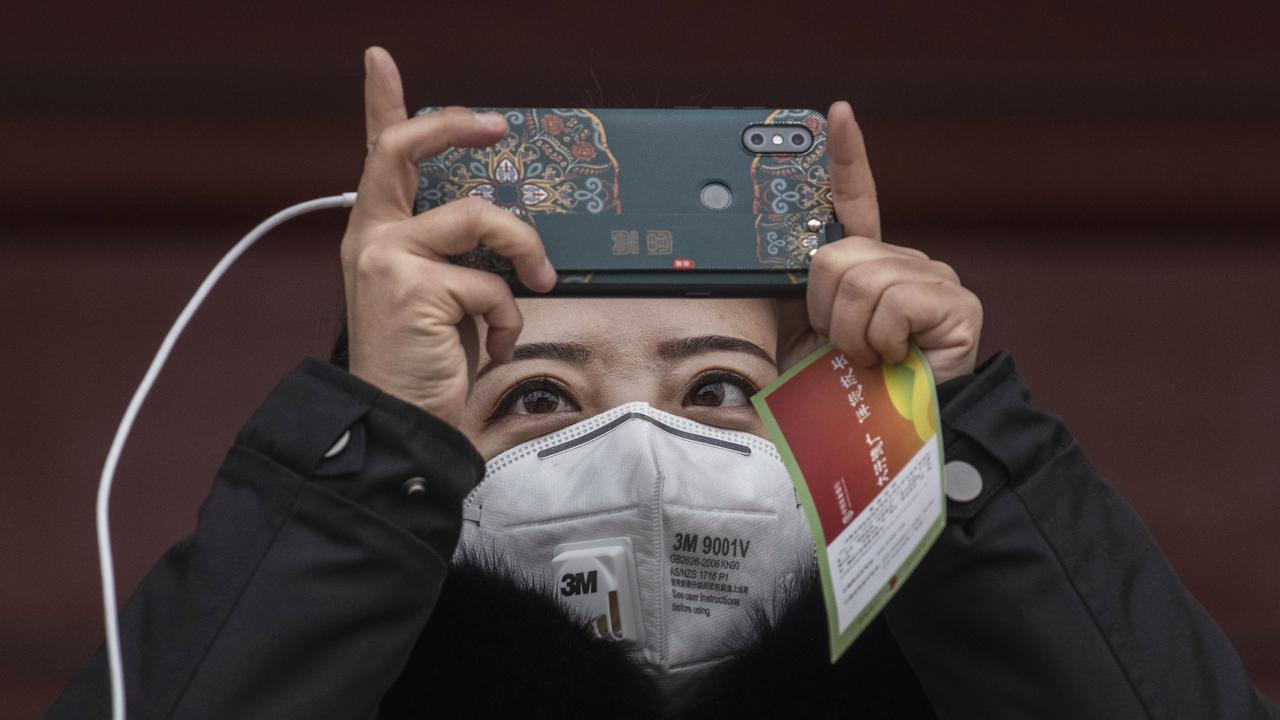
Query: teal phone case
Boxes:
[{"xmin": 414, "ymin": 107, "xmax": 835, "ymax": 296}]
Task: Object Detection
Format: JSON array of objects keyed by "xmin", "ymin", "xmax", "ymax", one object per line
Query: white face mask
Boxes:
[{"xmin": 455, "ymin": 402, "xmax": 815, "ymax": 680}]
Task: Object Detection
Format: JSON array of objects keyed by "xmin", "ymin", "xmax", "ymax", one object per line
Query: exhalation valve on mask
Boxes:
[{"xmin": 552, "ymin": 537, "xmax": 645, "ymax": 644}]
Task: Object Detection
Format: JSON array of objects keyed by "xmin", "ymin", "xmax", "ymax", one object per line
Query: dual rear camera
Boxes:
[{"xmin": 742, "ymin": 125, "xmax": 813, "ymax": 154}]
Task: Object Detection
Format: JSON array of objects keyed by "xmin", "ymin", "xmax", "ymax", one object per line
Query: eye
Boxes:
[
  {"xmin": 684, "ymin": 371, "xmax": 755, "ymax": 408},
  {"xmin": 491, "ymin": 378, "xmax": 579, "ymax": 419}
]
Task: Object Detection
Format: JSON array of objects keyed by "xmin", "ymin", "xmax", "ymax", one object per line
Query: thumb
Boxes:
[
  {"xmin": 364, "ymin": 46, "xmax": 409, "ymax": 152},
  {"xmin": 826, "ymin": 100, "xmax": 881, "ymax": 241},
  {"xmin": 775, "ymin": 298, "xmax": 824, "ymax": 370}
]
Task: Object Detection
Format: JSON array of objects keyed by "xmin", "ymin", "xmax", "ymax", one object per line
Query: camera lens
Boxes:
[
  {"xmin": 749, "ymin": 132, "xmax": 765, "ymax": 146},
  {"xmin": 791, "ymin": 132, "xmax": 807, "ymax": 147}
]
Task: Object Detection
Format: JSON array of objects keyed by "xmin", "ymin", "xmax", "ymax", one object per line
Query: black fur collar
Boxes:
[{"xmin": 378, "ymin": 561, "xmax": 936, "ymax": 719}]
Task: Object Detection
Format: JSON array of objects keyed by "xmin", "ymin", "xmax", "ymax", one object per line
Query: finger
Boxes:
[
  {"xmin": 457, "ymin": 315, "xmax": 481, "ymax": 385},
  {"xmin": 826, "ymin": 100, "xmax": 881, "ymax": 241},
  {"xmin": 356, "ymin": 106, "xmax": 508, "ymax": 220},
  {"xmin": 434, "ymin": 264, "xmax": 525, "ymax": 364},
  {"xmin": 774, "ymin": 297, "xmax": 827, "ymax": 370},
  {"xmin": 775, "ymin": 297, "xmax": 809, "ymax": 353},
  {"xmin": 806, "ymin": 237, "xmax": 935, "ymax": 336},
  {"xmin": 364, "ymin": 46, "xmax": 409, "ymax": 152},
  {"xmin": 865, "ymin": 282, "xmax": 980, "ymax": 368},
  {"xmin": 399, "ymin": 196, "xmax": 557, "ymax": 292},
  {"xmin": 826, "ymin": 262, "xmax": 956, "ymax": 367}
]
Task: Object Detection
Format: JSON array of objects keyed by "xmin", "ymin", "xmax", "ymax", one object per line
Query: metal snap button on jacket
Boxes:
[
  {"xmin": 402, "ymin": 477, "xmax": 428, "ymax": 498},
  {"xmin": 323, "ymin": 430, "xmax": 351, "ymax": 459},
  {"xmin": 944, "ymin": 460, "xmax": 983, "ymax": 503}
]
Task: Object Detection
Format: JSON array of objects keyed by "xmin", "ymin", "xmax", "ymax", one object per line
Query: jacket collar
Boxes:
[{"xmin": 377, "ymin": 560, "xmax": 936, "ymax": 719}]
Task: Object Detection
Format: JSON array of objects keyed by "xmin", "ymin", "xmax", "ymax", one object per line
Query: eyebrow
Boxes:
[
  {"xmin": 476, "ymin": 341, "xmax": 592, "ymax": 379},
  {"xmin": 475, "ymin": 334, "xmax": 776, "ymax": 380},
  {"xmin": 657, "ymin": 335, "xmax": 777, "ymax": 368}
]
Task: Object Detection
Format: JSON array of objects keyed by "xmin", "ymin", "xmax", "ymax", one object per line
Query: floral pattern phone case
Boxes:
[{"xmin": 415, "ymin": 107, "xmax": 835, "ymax": 296}]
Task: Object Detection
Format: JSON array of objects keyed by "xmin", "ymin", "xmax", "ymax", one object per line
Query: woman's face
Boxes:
[{"xmin": 461, "ymin": 298, "xmax": 779, "ymax": 459}]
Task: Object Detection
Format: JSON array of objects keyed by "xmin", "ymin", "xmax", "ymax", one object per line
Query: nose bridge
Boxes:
[
  {"xmin": 533, "ymin": 403, "xmax": 657, "ymax": 460},
  {"xmin": 593, "ymin": 353, "xmax": 664, "ymax": 409}
]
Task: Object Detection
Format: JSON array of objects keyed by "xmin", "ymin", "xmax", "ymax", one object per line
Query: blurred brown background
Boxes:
[{"xmin": 3, "ymin": 1, "xmax": 1279, "ymax": 715}]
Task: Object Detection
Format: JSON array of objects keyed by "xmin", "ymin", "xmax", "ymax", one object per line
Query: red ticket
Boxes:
[{"xmin": 752, "ymin": 343, "xmax": 945, "ymax": 662}]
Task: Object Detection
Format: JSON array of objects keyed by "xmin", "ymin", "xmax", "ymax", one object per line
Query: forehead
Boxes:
[{"xmin": 512, "ymin": 297, "xmax": 776, "ymax": 354}]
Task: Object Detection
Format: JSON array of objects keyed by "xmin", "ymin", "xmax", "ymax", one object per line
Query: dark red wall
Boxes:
[{"xmin": 4, "ymin": 2, "xmax": 1279, "ymax": 715}]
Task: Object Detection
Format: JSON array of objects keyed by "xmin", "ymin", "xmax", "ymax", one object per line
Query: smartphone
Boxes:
[{"xmin": 414, "ymin": 107, "xmax": 837, "ymax": 297}]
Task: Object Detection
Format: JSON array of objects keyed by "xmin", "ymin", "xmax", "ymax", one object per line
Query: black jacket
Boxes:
[{"xmin": 46, "ymin": 353, "xmax": 1278, "ymax": 719}]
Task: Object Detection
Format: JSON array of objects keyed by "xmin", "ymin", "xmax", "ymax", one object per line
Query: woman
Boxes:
[{"xmin": 47, "ymin": 48, "xmax": 1276, "ymax": 719}]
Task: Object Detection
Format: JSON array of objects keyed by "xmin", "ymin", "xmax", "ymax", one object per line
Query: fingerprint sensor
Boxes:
[{"xmin": 700, "ymin": 182, "xmax": 732, "ymax": 210}]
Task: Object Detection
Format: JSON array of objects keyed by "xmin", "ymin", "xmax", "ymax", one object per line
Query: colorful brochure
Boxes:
[{"xmin": 752, "ymin": 343, "xmax": 945, "ymax": 662}]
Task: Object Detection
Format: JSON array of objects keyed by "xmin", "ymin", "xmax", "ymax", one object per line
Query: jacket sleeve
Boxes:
[
  {"xmin": 46, "ymin": 357, "xmax": 485, "ymax": 720},
  {"xmin": 884, "ymin": 352, "xmax": 1278, "ymax": 720}
]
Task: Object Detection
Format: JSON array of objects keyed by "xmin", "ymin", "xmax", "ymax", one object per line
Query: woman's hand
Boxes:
[
  {"xmin": 777, "ymin": 101, "xmax": 983, "ymax": 385},
  {"xmin": 342, "ymin": 47, "xmax": 557, "ymax": 426}
]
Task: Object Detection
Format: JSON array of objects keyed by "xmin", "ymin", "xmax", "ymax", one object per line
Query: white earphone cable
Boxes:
[{"xmin": 96, "ymin": 192, "xmax": 357, "ymax": 720}]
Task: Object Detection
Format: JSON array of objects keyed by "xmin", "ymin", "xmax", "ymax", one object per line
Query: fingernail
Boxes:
[
  {"xmin": 475, "ymin": 111, "xmax": 506, "ymax": 130},
  {"xmin": 540, "ymin": 258, "xmax": 558, "ymax": 290},
  {"xmin": 363, "ymin": 48, "xmax": 373, "ymax": 74}
]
